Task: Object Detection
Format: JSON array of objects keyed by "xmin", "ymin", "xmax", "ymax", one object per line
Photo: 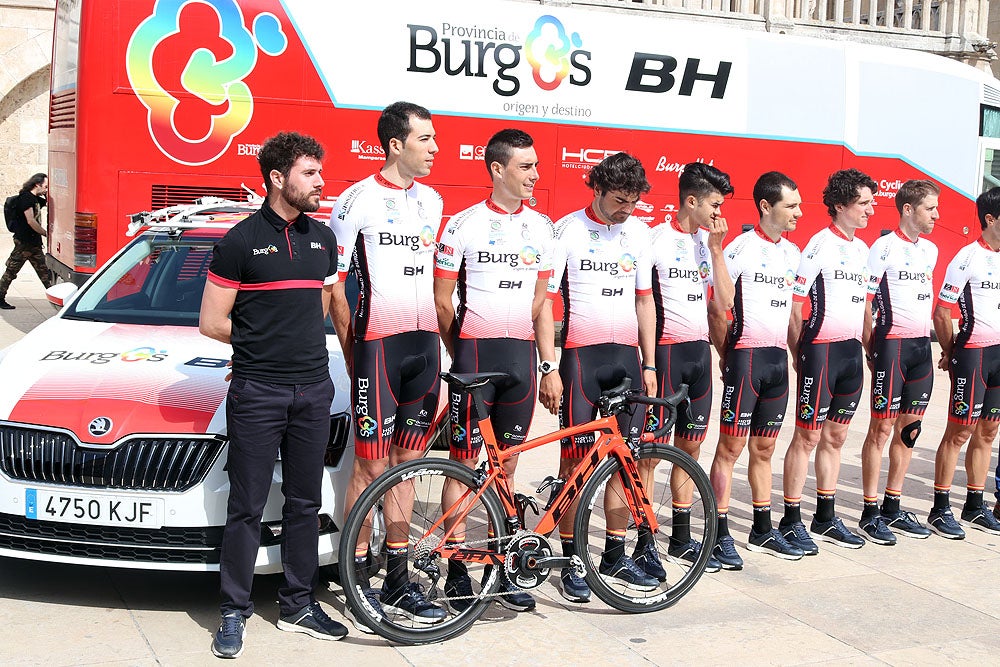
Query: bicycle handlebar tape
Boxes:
[{"xmin": 635, "ymin": 384, "xmax": 690, "ymax": 442}]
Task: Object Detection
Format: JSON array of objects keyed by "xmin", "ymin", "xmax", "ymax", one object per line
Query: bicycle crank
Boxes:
[{"xmin": 503, "ymin": 531, "xmax": 556, "ymax": 590}]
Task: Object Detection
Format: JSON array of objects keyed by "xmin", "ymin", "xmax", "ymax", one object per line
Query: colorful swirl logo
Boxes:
[
  {"xmin": 420, "ymin": 226, "xmax": 435, "ymax": 247},
  {"xmin": 799, "ymin": 404, "xmax": 814, "ymax": 420},
  {"xmin": 451, "ymin": 424, "xmax": 467, "ymax": 440},
  {"xmin": 521, "ymin": 246, "xmax": 539, "ymax": 266},
  {"xmin": 722, "ymin": 409, "xmax": 736, "ymax": 422},
  {"xmin": 357, "ymin": 415, "xmax": 377, "ymax": 438},
  {"xmin": 873, "ymin": 395, "xmax": 888, "ymax": 410},
  {"xmin": 698, "ymin": 261, "xmax": 711, "ymax": 279},
  {"xmin": 125, "ymin": 0, "xmax": 287, "ymax": 165},
  {"xmin": 120, "ymin": 346, "xmax": 163, "ymax": 362},
  {"xmin": 525, "ymin": 15, "xmax": 582, "ymax": 91},
  {"xmin": 785, "ymin": 269, "xmax": 796, "ymax": 287},
  {"xmin": 619, "ymin": 253, "xmax": 636, "ymax": 273},
  {"xmin": 645, "ymin": 413, "xmax": 659, "ymax": 431}
]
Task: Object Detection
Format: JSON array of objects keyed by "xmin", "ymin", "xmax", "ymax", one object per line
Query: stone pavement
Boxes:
[{"xmin": 0, "ymin": 231, "xmax": 999, "ymax": 665}]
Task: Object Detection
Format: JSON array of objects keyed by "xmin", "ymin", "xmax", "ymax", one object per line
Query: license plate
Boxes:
[{"xmin": 25, "ymin": 488, "xmax": 164, "ymax": 529}]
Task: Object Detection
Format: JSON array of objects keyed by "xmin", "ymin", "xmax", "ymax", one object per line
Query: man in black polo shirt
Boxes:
[
  {"xmin": 0, "ymin": 172, "xmax": 51, "ymax": 310},
  {"xmin": 200, "ymin": 132, "xmax": 346, "ymax": 658}
]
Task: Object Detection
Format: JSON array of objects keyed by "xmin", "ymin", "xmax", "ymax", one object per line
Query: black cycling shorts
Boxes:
[
  {"xmin": 651, "ymin": 340, "xmax": 712, "ymax": 443},
  {"xmin": 559, "ymin": 343, "xmax": 645, "ymax": 459},
  {"xmin": 719, "ymin": 346, "xmax": 789, "ymax": 438},
  {"xmin": 449, "ymin": 338, "xmax": 536, "ymax": 460},
  {"xmin": 352, "ymin": 330, "xmax": 440, "ymax": 460},
  {"xmin": 869, "ymin": 336, "xmax": 933, "ymax": 418},
  {"xmin": 947, "ymin": 343, "xmax": 1000, "ymax": 425},
  {"xmin": 795, "ymin": 339, "xmax": 863, "ymax": 430}
]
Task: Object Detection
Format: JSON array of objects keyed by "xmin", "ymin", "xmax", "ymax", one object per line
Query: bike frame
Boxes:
[{"xmin": 427, "ymin": 409, "xmax": 660, "ymax": 565}]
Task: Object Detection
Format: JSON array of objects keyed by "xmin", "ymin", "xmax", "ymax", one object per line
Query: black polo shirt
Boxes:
[
  {"xmin": 207, "ymin": 200, "xmax": 338, "ymax": 384},
  {"xmin": 11, "ymin": 191, "xmax": 44, "ymax": 246}
]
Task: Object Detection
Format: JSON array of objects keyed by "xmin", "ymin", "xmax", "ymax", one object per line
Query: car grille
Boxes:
[
  {"xmin": 0, "ymin": 513, "xmax": 222, "ymax": 564},
  {"xmin": 0, "ymin": 426, "xmax": 225, "ymax": 492}
]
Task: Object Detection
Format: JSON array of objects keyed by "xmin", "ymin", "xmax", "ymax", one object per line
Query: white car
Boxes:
[{"xmin": 0, "ymin": 200, "xmax": 353, "ymax": 574}]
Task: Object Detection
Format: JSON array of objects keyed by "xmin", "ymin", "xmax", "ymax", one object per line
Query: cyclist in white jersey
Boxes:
[
  {"xmin": 647, "ymin": 162, "xmax": 735, "ymax": 572},
  {"xmin": 927, "ymin": 186, "xmax": 1000, "ymax": 539},
  {"xmin": 857, "ymin": 180, "xmax": 940, "ymax": 545},
  {"xmin": 330, "ymin": 102, "xmax": 446, "ymax": 630},
  {"xmin": 780, "ymin": 169, "xmax": 875, "ymax": 554},
  {"xmin": 707, "ymin": 172, "xmax": 804, "ymax": 568},
  {"xmin": 434, "ymin": 128, "xmax": 557, "ymax": 613},
  {"xmin": 540, "ymin": 152, "xmax": 659, "ymax": 602}
]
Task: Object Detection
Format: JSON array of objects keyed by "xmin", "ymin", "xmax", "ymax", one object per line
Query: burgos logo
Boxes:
[
  {"xmin": 420, "ymin": 226, "xmax": 436, "ymax": 247},
  {"xmin": 126, "ymin": 0, "xmax": 287, "ymax": 165},
  {"xmin": 407, "ymin": 15, "xmax": 591, "ymax": 97},
  {"xmin": 520, "ymin": 246, "xmax": 539, "ymax": 266},
  {"xmin": 619, "ymin": 254, "xmax": 636, "ymax": 273},
  {"xmin": 253, "ymin": 244, "xmax": 278, "ymax": 256}
]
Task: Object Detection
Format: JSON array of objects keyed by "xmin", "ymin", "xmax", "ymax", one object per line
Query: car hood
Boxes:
[{"xmin": 0, "ymin": 320, "xmax": 350, "ymax": 445}]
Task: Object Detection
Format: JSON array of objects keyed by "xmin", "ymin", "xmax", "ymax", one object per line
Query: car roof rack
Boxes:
[{"xmin": 126, "ymin": 196, "xmax": 260, "ymax": 237}]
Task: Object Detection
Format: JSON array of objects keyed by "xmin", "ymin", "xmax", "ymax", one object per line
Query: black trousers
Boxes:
[{"xmin": 219, "ymin": 375, "xmax": 334, "ymax": 617}]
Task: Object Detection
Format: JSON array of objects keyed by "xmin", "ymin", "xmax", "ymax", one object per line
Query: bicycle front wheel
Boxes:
[
  {"xmin": 573, "ymin": 443, "xmax": 717, "ymax": 613},
  {"xmin": 338, "ymin": 458, "xmax": 507, "ymax": 645}
]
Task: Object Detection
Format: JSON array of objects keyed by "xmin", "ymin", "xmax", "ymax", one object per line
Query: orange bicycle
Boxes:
[{"xmin": 339, "ymin": 372, "xmax": 716, "ymax": 644}]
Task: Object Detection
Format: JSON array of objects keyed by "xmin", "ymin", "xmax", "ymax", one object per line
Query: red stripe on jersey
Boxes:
[
  {"xmin": 207, "ymin": 271, "xmax": 240, "ymax": 289},
  {"xmin": 240, "ymin": 279, "xmax": 324, "ymax": 291}
]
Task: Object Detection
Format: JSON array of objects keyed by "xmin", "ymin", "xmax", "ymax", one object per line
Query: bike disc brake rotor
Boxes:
[{"xmin": 503, "ymin": 531, "xmax": 552, "ymax": 590}]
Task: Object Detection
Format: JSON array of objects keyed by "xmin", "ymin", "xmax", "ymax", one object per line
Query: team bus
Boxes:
[{"xmin": 48, "ymin": 0, "xmax": 1000, "ymax": 287}]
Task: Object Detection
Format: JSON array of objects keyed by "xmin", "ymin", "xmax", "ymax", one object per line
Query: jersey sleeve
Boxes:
[
  {"xmin": 793, "ymin": 235, "xmax": 825, "ymax": 302},
  {"xmin": 634, "ymin": 224, "xmax": 652, "ymax": 295},
  {"xmin": 207, "ymin": 229, "xmax": 244, "ymax": 289},
  {"xmin": 547, "ymin": 217, "xmax": 570, "ymax": 298},
  {"xmin": 434, "ymin": 215, "xmax": 463, "ymax": 280},
  {"xmin": 937, "ymin": 246, "xmax": 972, "ymax": 307},
  {"xmin": 722, "ymin": 235, "xmax": 747, "ymax": 285},
  {"xmin": 535, "ymin": 215, "xmax": 555, "ymax": 281},
  {"xmin": 865, "ymin": 237, "xmax": 890, "ymax": 300},
  {"xmin": 329, "ymin": 185, "xmax": 363, "ymax": 281}
]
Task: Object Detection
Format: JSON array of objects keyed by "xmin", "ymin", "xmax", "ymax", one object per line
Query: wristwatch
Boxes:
[{"xmin": 538, "ymin": 360, "xmax": 558, "ymax": 375}]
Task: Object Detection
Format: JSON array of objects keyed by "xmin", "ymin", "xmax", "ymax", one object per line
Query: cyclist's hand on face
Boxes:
[
  {"xmin": 706, "ymin": 216, "xmax": 728, "ymax": 249},
  {"xmin": 539, "ymin": 372, "xmax": 562, "ymax": 415},
  {"xmin": 642, "ymin": 368, "xmax": 657, "ymax": 397}
]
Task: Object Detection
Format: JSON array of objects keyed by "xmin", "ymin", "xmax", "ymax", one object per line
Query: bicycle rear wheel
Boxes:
[
  {"xmin": 338, "ymin": 458, "xmax": 507, "ymax": 645},
  {"xmin": 573, "ymin": 443, "xmax": 717, "ymax": 613}
]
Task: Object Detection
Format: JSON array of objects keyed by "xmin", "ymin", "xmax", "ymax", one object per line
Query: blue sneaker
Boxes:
[
  {"xmin": 810, "ymin": 516, "xmax": 864, "ymax": 549},
  {"xmin": 558, "ymin": 567, "xmax": 591, "ymax": 603},
  {"xmin": 881, "ymin": 510, "xmax": 931, "ymax": 539},
  {"xmin": 276, "ymin": 602, "xmax": 348, "ymax": 641},
  {"xmin": 381, "ymin": 581, "xmax": 447, "ymax": 624},
  {"xmin": 779, "ymin": 520, "xmax": 819, "ymax": 556},
  {"xmin": 961, "ymin": 505, "xmax": 1000, "ymax": 535},
  {"xmin": 711, "ymin": 535, "xmax": 744, "ymax": 570},
  {"xmin": 444, "ymin": 573, "xmax": 475, "ymax": 614},
  {"xmin": 859, "ymin": 514, "xmax": 897, "ymax": 546},
  {"xmin": 667, "ymin": 538, "xmax": 722, "ymax": 573},
  {"xmin": 928, "ymin": 507, "xmax": 965, "ymax": 540},
  {"xmin": 598, "ymin": 553, "xmax": 658, "ymax": 591},
  {"xmin": 344, "ymin": 588, "xmax": 380, "ymax": 635},
  {"xmin": 632, "ymin": 540, "xmax": 667, "ymax": 582},
  {"xmin": 211, "ymin": 612, "xmax": 246, "ymax": 659}
]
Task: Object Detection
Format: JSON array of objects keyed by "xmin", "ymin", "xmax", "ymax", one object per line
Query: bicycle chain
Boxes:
[{"xmin": 414, "ymin": 530, "xmax": 533, "ymax": 602}]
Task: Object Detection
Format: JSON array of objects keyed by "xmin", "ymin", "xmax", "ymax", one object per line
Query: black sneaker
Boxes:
[
  {"xmin": 961, "ymin": 505, "xmax": 1000, "ymax": 535},
  {"xmin": 809, "ymin": 516, "xmax": 864, "ymax": 549},
  {"xmin": 881, "ymin": 510, "xmax": 931, "ymax": 539},
  {"xmin": 211, "ymin": 612, "xmax": 246, "ymax": 659},
  {"xmin": 667, "ymin": 538, "xmax": 722, "ymax": 573},
  {"xmin": 381, "ymin": 581, "xmax": 447, "ymax": 624},
  {"xmin": 344, "ymin": 588, "xmax": 380, "ymax": 635},
  {"xmin": 0, "ymin": 299, "xmax": 14, "ymax": 310},
  {"xmin": 711, "ymin": 535, "xmax": 744, "ymax": 570},
  {"xmin": 632, "ymin": 540, "xmax": 667, "ymax": 582},
  {"xmin": 277, "ymin": 602, "xmax": 348, "ymax": 641},
  {"xmin": 928, "ymin": 507, "xmax": 965, "ymax": 539},
  {"xmin": 598, "ymin": 554, "xmax": 659, "ymax": 591},
  {"xmin": 780, "ymin": 520, "xmax": 819, "ymax": 556},
  {"xmin": 496, "ymin": 579, "xmax": 536, "ymax": 612},
  {"xmin": 858, "ymin": 514, "xmax": 897, "ymax": 546},
  {"xmin": 747, "ymin": 527, "xmax": 804, "ymax": 560},
  {"xmin": 558, "ymin": 567, "xmax": 591, "ymax": 603},
  {"xmin": 444, "ymin": 574, "xmax": 475, "ymax": 614}
]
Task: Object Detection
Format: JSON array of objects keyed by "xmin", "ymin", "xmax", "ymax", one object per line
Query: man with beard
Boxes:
[{"xmin": 201, "ymin": 132, "xmax": 346, "ymax": 657}]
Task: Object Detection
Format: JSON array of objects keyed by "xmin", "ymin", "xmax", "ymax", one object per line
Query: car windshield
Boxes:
[
  {"xmin": 61, "ymin": 231, "xmax": 349, "ymax": 332},
  {"xmin": 63, "ymin": 233, "xmax": 215, "ymax": 327}
]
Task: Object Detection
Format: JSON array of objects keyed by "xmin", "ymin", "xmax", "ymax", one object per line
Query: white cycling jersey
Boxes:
[
  {"xmin": 793, "ymin": 225, "xmax": 869, "ymax": 344},
  {"xmin": 937, "ymin": 238, "xmax": 1000, "ymax": 348},
  {"xmin": 434, "ymin": 199, "xmax": 553, "ymax": 341},
  {"xmin": 723, "ymin": 227, "xmax": 800, "ymax": 349},
  {"xmin": 330, "ymin": 173, "xmax": 443, "ymax": 340},
  {"xmin": 648, "ymin": 220, "xmax": 714, "ymax": 344},
  {"xmin": 866, "ymin": 229, "xmax": 938, "ymax": 339},
  {"xmin": 547, "ymin": 207, "xmax": 652, "ymax": 348}
]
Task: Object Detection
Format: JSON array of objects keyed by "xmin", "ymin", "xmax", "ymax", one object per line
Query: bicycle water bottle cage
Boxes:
[
  {"xmin": 536, "ymin": 476, "xmax": 565, "ymax": 511},
  {"xmin": 514, "ymin": 493, "xmax": 539, "ymax": 524}
]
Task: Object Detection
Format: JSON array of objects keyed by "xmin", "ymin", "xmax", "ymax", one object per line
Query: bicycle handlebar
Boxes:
[{"xmin": 596, "ymin": 380, "xmax": 690, "ymax": 442}]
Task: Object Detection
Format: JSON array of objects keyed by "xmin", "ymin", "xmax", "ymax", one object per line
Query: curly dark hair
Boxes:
[
  {"xmin": 679, "ymin": 162, "xmax": 733, "ymax": 202},
  {"xmin": 976, "ymin": 186, "xmax": 1000, "ymax": 230},
  {"xmin": 257, "ymin": 132, "xmax": 324, "ymax": 194},
  {"xmin": 377, "ymin": 101, "xmax": 432, "ymax": 153},
  {"xmin": 586, "ymin": 152, "xmax": 650, "ymax": 196},
  {"xmin": 822, "ymin": 169, "xmax": 877, "ymax": 219}
]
